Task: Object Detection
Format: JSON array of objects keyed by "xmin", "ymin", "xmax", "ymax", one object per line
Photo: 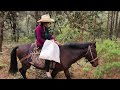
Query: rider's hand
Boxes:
[{"xmin": 55, "ymin": 41, "xmax": 61, "ymax": 45}]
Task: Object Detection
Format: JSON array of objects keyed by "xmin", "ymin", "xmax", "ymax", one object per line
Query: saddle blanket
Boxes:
[{"xmin": 39, "ymin": 40, "xmax": 60, "ymax": 63}]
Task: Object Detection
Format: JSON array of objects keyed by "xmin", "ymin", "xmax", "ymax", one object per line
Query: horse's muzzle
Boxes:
[
  {"xmin": 92, "ymin": 63, "xmax": 98, "ymax": 67},
  {"xmin": 91, "ymin": 60, "xmax": 99, "ymax": 67}
]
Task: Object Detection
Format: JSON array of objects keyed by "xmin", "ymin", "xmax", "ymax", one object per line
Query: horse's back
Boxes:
[{"xmin": 16, "ymin": 43, "xmax": 33, "ymax": 58}]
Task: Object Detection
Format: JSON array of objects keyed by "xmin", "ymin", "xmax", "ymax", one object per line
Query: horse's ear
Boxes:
[
  {"xmin": 92, "ymin": 41, "xmax": 96, "ymax": 48},
  {"xmin": 94, "ymin": 42, "xmax": 96, "ymax": 48},
  {"xmin": 94, "ymin": 42, "xmax": 96, "ymax": 45}
]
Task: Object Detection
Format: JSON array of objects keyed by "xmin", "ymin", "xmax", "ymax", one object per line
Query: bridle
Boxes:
[
  {"xmin": 85, "ymin": 45, "xmax": 98, "ymax": 63},
  {"xmin": 76, "ymin": 45, "xmax": 98, "ymax": 67}
]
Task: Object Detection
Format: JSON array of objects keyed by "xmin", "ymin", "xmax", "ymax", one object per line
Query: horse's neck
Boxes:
[
  {"xmin": 68, "ymin": 48, "xmax": 88, "ymax": 65},
  {"xmin": 75, "ymin": 48, "xmax": 87, "ymax": 60}
]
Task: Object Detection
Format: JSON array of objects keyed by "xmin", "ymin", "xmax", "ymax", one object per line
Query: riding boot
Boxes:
[{"xmin": 45, "ymin": 60, "xmax": 52, "ymax": 79}]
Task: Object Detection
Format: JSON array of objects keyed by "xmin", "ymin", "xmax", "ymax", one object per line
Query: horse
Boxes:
[{"xmin": 9, "ymin": 42, "xmax": 99, "ymax": 79}]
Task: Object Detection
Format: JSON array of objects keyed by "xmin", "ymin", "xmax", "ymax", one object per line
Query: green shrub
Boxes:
[
  {"xmin": 96, "ymin": 39, "xmax": 120, "ymax": 62},
  {"xmin": 94, "ymin": 62, "xmax": 120, "ymax": 79}
]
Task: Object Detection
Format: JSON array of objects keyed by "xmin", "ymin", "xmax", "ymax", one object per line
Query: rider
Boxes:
[{"xmin": 35, "ymin": 14, "xmax": 60, "ymax": 79}]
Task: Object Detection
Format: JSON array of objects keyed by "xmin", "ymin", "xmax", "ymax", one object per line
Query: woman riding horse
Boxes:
[
  {"xmin": 34, "ymin": 14, "xmax": 60, "ymax": 78},
  {"xmin": 9, "ymin": 41, "xmax": 99, "ymax": 79}
]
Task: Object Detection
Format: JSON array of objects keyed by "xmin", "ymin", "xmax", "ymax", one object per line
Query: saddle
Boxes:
[{"xmin": 28, "ymin": 43, "xmax": 56, "ymax": 69}]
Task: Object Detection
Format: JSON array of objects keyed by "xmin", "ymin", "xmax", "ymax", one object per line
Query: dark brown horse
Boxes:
[{"xmin": 9, "ymin": 42, "xmax": 99, "ymax": 79}]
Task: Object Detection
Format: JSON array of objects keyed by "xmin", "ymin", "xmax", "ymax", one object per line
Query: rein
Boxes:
[{"xmin": 76, "ymin": 45, "xmax": 98, "ymax": 67}]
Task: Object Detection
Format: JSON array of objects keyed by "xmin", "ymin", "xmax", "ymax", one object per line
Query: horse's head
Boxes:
[{"xmin": 84, "ymin": 42, "xmax": 99, "ymax": 67}]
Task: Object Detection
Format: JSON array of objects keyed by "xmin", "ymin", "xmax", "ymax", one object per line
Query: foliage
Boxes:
[
  {"xmin": 96, "ymin": 39, "xmax": 120, "ymax": 62},
  {"xmin": 94, "ymin": 62, "xmax": 120, "ymax": 79},
  {"xmin": 19, "ymin": 33, "xmax": 35, "ymax": 43},
  {"xmin": 56, "ymin": 25, "xmax": 80, "ymax": 44},
  {"xmin": 93, "ymin": 39, "xmax": 120, "ymax": 78}
]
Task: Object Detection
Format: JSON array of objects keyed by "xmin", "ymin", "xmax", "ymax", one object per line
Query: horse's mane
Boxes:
[{"xmin": 63, "ymin": 42, "xmax": 96, "ymax": 49}]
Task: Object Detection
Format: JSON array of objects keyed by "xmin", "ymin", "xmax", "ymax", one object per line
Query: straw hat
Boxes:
[{"xmin": 37, "ymin": 14, "xmax": 54, "ymax": 23}]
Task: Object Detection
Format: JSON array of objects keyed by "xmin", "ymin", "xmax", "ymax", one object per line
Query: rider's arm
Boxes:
[
  {"xmin": 50, "ymin": 35, "xmax": 61, "ymax": 45},
  {"xmin": 36, "ymin": 25, "xmax": 45, "ymax": 44}
]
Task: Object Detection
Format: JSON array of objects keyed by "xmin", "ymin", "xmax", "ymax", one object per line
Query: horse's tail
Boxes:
[{"xmin": 9, "ymin": 46, "xmax": 19, "ymax": 74}]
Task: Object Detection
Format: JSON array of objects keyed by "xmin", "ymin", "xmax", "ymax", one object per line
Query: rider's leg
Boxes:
[{"xmin": 45, "ymin": 60, "xmax": 52, "ymax": 78}]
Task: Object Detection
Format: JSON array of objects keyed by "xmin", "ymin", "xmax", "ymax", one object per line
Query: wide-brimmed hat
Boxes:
[{"xmin": 37, "ymin": 14, "xmax": 54, "ymax": 23}]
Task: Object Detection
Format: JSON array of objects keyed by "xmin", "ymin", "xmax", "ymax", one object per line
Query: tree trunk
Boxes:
[
  {"xmin": 112, "ymin": 11, "xmax": 116, "ymax": 31},
  {"xmin": 0, "ymin": 21, "xmax": 4, "ymax": 52},
  {"xmin": 115, "ymin": 11, "xmax": 119, "ymax": 38},
  {"xmin": 116, "ymin": 18, "xmax": 120, "ymax": 39},
  {"xmin": 107, "ymin": 11, "xmax": 110, "ymax": 38},
  {"xmin": 107, "ymin": 11, "xmax": 110, "ymax": 30},
  {"xmin": 27, "ymin": 15, "xmax": 30, "ymax": 35},
  {"xmin": 109, "ymin": 11, "xmax": 114, "ymax": 40},
  {"xmin": 34, "ymin": 11, "xmax": 40, "ymax": 28},
  {"xmin": 12, "ymin": 12, "xmax": 17, "ymax": 42},
  {"xmin": 93, "ymin": 15, "xmax": 96, "ymax": 41},
  {"xmin": 13, "ymin": 22, "xmax": 16, "ymax": 42},
  {"xmin": 16, "ymin": 29, "xmax": 19, "ymax": 42},
  {"xmin": 35, "ymin": 11, "xmax": 39, "ymax": 22},
  {"xmin": 8, "ymin": 11, "xmax": 17, "ymax": 42},
  {"xmin": 114, "ymin": 11, "xmax": 118, "ymax": 30},
  {"xmin": 0, "ymin": 11, "xmax": 9, "ymax": 52}
]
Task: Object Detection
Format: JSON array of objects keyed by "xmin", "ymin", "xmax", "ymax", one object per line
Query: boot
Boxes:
[{"xmin": 46, "ymin": 71, "xmax": 52, "ymax": 79}]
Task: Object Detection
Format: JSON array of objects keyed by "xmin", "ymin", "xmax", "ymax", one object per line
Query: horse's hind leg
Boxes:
[
  {"xmin": 64, "ymin": 69, "xmax": 71, "ymax": 79},
  {"xmin": 19, "ymin": 63, "xmax": 31, "ymax": 79}
]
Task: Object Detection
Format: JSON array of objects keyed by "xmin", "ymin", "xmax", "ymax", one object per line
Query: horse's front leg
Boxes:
[
  {"xmin": 64, "ymin": 69, "xmax": 71, "ymax": 79},
  {"xmin": 51, "ymin": 69, "xmax": 59, "ymax": 79}
]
